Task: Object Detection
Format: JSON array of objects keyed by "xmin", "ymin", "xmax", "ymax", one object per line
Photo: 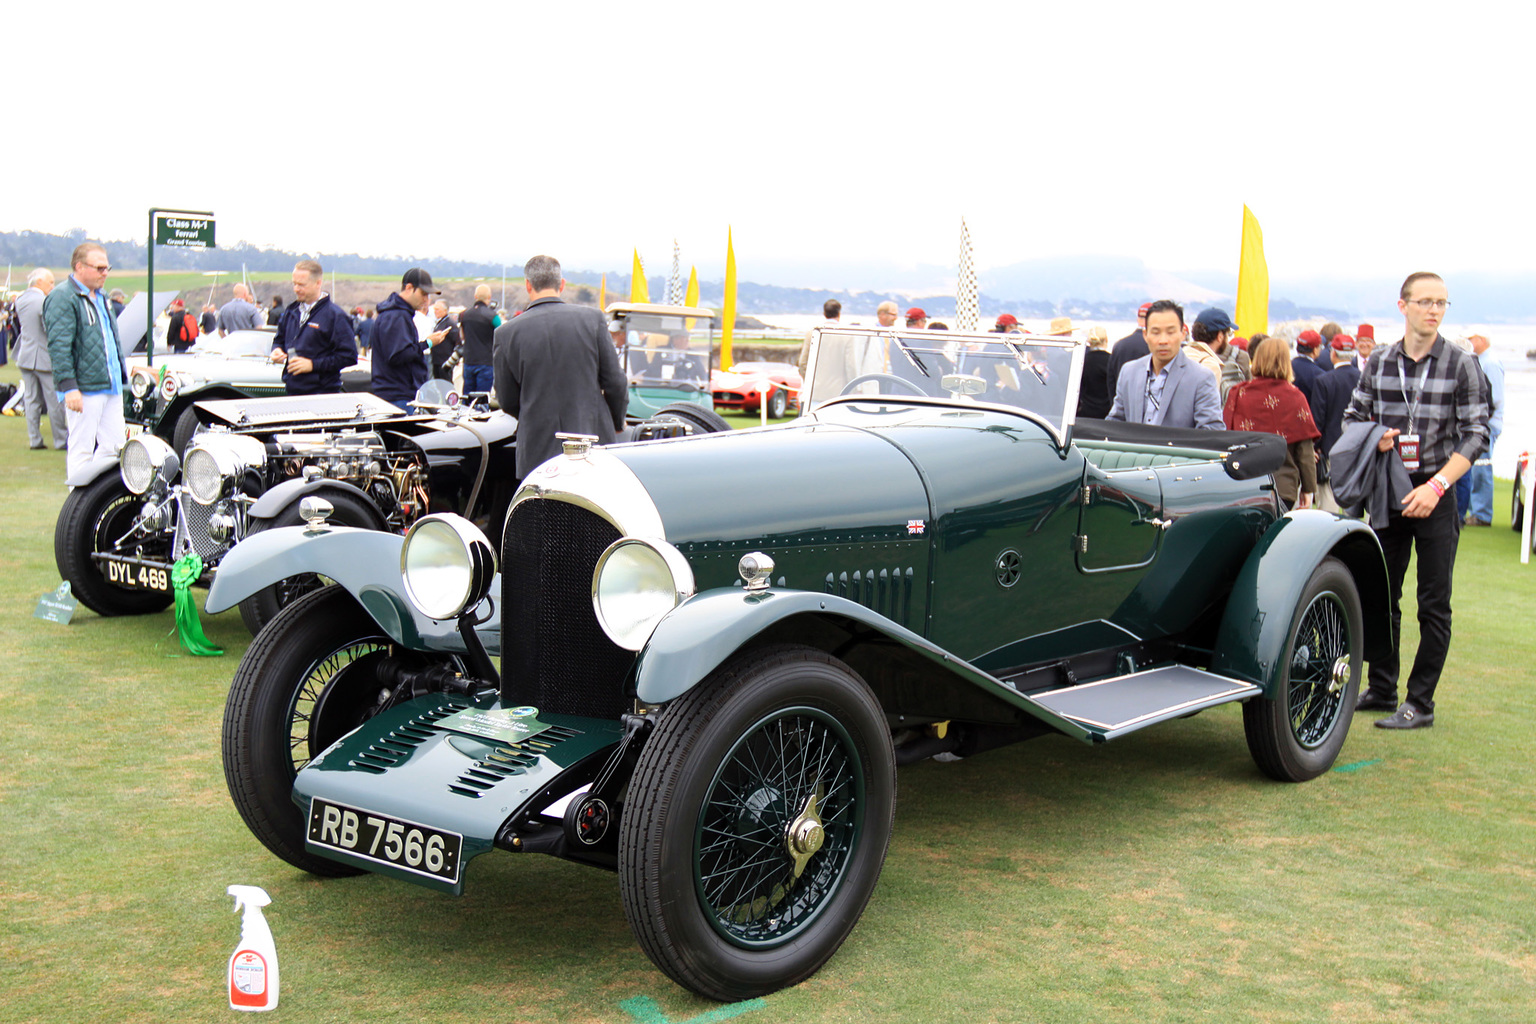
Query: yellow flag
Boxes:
[
  {"xmin": 1235, "ymin": 205, "xmax": 1268, "ymax": 338},
  {"xmin": 630, "ymin": 249, "xmax": 649, "ymax": 303},
  {"xmin": 721, "ymin": 230, "xmax": 737, "ymax": 371},
  {"xmin": 598, "ymin": 273, "xmax": 607, "ymax": 312},
  {"xmin": 684, "ymin": 266, "xmax": 699, "ymax": 331}
]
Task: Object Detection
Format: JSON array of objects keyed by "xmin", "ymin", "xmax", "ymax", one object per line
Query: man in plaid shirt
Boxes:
[{"xmin": 1343, "ymin": 271, "xmax": 1489, "ymax": 729}]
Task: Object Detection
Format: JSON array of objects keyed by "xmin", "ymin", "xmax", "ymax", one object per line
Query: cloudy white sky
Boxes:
[{"xmin": 10, "ymin": 1, "xmax": 1530, "ymax": 288}]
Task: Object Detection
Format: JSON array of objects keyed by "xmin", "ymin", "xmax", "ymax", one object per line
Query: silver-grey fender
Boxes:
[
  {"xmin": 204, "ymin": 524, "xmax": 499, "ymax": 654},
  {"xmin": 66, "ymin": 454, "xmax": 121, "ymax": 489},
  {"xmin": 632, "ymin": 587, "xmax": 1093, "ymax": 741}
]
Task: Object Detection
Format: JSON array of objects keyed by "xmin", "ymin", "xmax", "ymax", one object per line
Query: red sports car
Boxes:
[{"xmin": 710, "ymin": 361, "xmax": 802, "ymax": 418}]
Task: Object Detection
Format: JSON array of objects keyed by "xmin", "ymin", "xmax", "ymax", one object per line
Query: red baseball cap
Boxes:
[
  {"xmin": 1331, "ymin": 333, "xmax": 1356, "ymax": 352},
  {"xmin": 905, "ymin": 307, "xmax": 927, "ymax": 322},
  {"xmin": 996, "ymin": 313, "xmax": 1019, "ymax": 328},
  {"xmin": 1296, "ymin": 330, "xmax": 1322, "ymax": 350}
]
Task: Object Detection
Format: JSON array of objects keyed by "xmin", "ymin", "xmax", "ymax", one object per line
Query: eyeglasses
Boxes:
[
  {"xmin": 85, "ymin": 263, "xmax": 111, "ymax": 273},
  {"xmin": 1408, "ymin": 298, "xmax": 1449, "ymax": 310}
]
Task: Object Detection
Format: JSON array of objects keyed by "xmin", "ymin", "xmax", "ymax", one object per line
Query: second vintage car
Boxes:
[{"xmin": 206, "ymin": 326, "xmax": 1390, "ymax": 1001}]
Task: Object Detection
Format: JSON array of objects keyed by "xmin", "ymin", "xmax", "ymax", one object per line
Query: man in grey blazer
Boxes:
[
  {"xmin": 1107, "ymin": 299, "xmax": 1224, "ymax": 429},
  {"xmin": 14, "ymin": 267, "xmax": 68, "ymax": 450},
  {"xmin": 494, "ymin": 254, "xmax": 628, "ymax": 477}
]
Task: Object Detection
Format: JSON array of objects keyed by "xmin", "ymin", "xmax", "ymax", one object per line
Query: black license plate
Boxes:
[
  {"xmin": 307, "ymin": 798, "xmax": 463, "ymax": 884},
  {"xmin": 101, "ymin": 558, "xmax": 172, "ymax": 594}
]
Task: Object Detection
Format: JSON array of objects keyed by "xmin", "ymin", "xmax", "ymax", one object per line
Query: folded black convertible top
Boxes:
[{"xmin": 1070, "ymin": 418, "xmax": 1287, "ymax": 481}]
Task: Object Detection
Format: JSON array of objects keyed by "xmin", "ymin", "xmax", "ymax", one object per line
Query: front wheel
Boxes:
[
  {"xmin": 222, "ymin": 585, "xmax": 396, "ymax": 875},
  {"xmin": 236, "ymin": 490, "xmax": 383, "ymax": 635},
  {"xmin": 653, "ymin": 402, "xmax": 732, "ymax": 435},
  {"xmin": 767, "ymin": 387, "xmax": 789, "ymax": 419},
  {"xmin": 618, "ymin": 644, "xmax": 896, "ymax": 1001},
  {"xmin": 1243, "ymin": 556, "xmax": 1362, "ymax": 782},
  {"xmin": 53, "ymin": 471, "xmax": 174, "ymax": 617}
]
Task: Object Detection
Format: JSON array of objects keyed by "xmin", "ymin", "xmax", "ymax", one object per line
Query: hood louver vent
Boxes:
[
  {"xmin": 825, "ymin": 566, "xmax": 916, "ymax": 625},
  {"xmin": 448, "ymin": 723, "xmax": 584, "ymax": 798},
  {"xmin": 346, "ymin": 698, "xmax": 470, "ymax": 774}
]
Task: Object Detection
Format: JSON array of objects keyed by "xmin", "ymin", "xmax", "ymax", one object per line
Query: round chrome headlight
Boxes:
[
  {"xmin": 592, "ymin": 537, "xmax": 695, "ymax": 651},
  {"xmin": 120, "ymin": 434, "xmax": 179, "ymax": 495},
  {"xmin": 129, "ymin": 369, "xmax": 155, "ymax": 399},
  {"xmin": 183, "ymin": 434, "xmax": 266, "ymax": 505},
  {"xmin": 401, "ymin": 514, "xmax": 497, "ymax": 620}
]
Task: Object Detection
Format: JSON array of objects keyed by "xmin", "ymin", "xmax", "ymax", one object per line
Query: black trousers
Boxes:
[{"xmin": 1365, "ymin": 478, "xmax": 1461, "ymax": 712}]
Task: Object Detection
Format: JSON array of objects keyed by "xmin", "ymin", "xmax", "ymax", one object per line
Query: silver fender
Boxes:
[
  {"xmin": 633, "ymin": 587, "xmax": 1093, "ymax": 741},
  {"xmin": 247, "ymin": 477, "xmax": 380, "ymax": 521},
  {"xmin": 205, "ymin": 524, "xmax": 500, "ymax": 654}
]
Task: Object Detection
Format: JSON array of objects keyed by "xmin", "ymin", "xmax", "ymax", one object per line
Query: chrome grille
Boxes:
[
  {"xmin": 173, "ymin": 491, "xmax": 224, "ymax": 563},
  {"xmin": 500, "ymin": 498, "xmax": 634, "ymax": 720}
]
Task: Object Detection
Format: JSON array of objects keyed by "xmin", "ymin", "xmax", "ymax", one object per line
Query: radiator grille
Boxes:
[
  {"xmin": 175, "ymin": 492, "xmax": 224, "ymax": 562},
  {"xmin": 501, "ymin": 499, "xmax": 634, "ymax": 719}
]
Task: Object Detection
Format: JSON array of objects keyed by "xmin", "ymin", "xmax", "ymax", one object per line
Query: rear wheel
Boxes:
[
  {"xmin": 654, "ymin": 402, "xmax": 732, "ymax": 435},
  {"xmin": 222, "ymin": 585, "xmax": 393, "ymax": 875},
  {"xmin": 618, "ymin": 644, "xmax": 895, "ymax": 1000},
  {"xmin": 237, "ymin": 491, "xmax": 382, "ymax": 635},
  {"xmin": 53, "ymin": 472, "xmax": 174, "ymax": 616},
  {"xmin": 1243, "ymin": 557, "xmax": 1361, "ymax": 782},
  {"xmin": 171, "ymin": 405, "xmax": 203, "ymax": 457}
]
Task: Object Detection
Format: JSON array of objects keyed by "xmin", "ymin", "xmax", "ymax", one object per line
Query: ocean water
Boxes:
[{"xmin": 757, "ymin": 313, "xmax": 1533, "ymax": 478}]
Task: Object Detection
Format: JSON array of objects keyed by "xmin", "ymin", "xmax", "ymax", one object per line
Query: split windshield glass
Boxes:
[{"xmin": 620, "ymin": 314, "xmax": 712, "ymax": 388}]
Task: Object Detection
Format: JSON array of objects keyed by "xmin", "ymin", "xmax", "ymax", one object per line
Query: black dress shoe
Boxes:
[
  {"xmin": 1354, "ymin": 691, "xmax": 1397, "ymax": 712},
  {"xmin": 29, "ymin": 444, "xmax": 45, "ymax": 450},
  {"xmin": 1375, "ymin": 704, "xmax": 1434, "ymax": 729}
]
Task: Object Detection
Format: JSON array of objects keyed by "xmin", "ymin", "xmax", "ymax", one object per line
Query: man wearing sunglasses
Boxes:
[{"xmin": 43, "ymin": 243, "xmax": 128, "ymax": 483}]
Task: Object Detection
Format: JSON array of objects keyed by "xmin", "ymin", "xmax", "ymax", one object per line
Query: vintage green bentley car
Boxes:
[{"xmin": 208, "ymin": 327, "xmax": 1389, "ymax": 1001}]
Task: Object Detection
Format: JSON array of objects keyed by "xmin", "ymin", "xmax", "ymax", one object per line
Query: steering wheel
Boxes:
[{"xmin": 839, "ymin": 373, "xmax": 928, "ymax": 397}]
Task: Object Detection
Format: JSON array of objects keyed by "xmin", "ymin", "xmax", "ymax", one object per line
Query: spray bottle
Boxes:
[{"xmin": 227, "ymin": 885, "xmax": 279, "ymax": 1011}]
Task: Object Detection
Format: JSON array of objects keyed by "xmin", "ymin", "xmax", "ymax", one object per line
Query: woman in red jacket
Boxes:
[{"xmin": 1223, "ymin": 337, "xmax": 1320, "ymax": 509}]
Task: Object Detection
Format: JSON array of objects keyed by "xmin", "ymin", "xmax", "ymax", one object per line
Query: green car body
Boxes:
[{"xmin": 212, "ymin": 327, "xmax": 1390, "ymax": 1001}]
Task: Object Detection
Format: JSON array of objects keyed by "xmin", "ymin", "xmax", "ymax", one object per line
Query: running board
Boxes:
[{"xmin": 1028, "ymin": 665, "xmax": 1260, "ymax": 742}]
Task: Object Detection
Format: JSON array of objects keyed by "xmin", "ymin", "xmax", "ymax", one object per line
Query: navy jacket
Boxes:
[
  {"xmin": 1328, "ymin": 420, "xmax": 1414, "ymax": 523},
  {"xmin": 1291, "ymin": 354, "xmax": 1326, "ymax": 411},
  {"xmin": 272, "ymin": 294, "xmax": 357, "ymax": 394},
  {"xmin": 1311, "ymin": 362, "xmax": 1362, "ymax": 465},
  {"xmin": 370, "ymin": 293, "xmax": 429, "ymax": 404}
]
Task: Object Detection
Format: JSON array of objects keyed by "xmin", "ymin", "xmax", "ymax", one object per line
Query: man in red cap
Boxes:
[
  {"xmin": 905, "ymin": 307, "xmax": 928, "ymax": 329},
  {"xmin": 1291, "ymin": 329, "xmax": 1327, "ymax": 410},
  {"xmin": 992, "ymin": 313, "xmax": 1019, "ymax": 333},
  {"xmin": 1355, "ymin": 324, "xmax": 1376, "ymax": 372},
  {"xmin": 1105, "ymin": 302, "xmax": 1152, "ymax": 400}
]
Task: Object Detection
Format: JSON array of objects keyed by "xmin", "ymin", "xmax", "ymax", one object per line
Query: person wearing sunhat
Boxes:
[
  {"xmin": 370, "ymin": 267, "xmax": 441, "ymax": 410},
  {"xmin": 905, "ymin": 307, "xmax": 928, "ymax": 329}
]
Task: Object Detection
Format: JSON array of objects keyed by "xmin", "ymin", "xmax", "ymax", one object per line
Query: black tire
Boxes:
[
  {"xmin": 170, "ymin": 404, "xmax": 203, "ymax": 457},
  {"xmin": 653, "ymin": 402, "xmax": 732, "ymax": 435},
  {"xmin": 237, "ymin": 491, "xmax": 383, "ymax": 635},
  {"xmin": 767, "ymin": 387, "xmax": 788, "ymax": 419},
  {"xmin": 618, "ymin": 644, "xmax": 896, "ymax": 1001},
  {"xmin": 1512, "ymin": 480, "xmax": 1524, "ymax": 532},
  {"xmin": 53, "ymin": 472, "xmax": 175, "ymax": 617},
  {"xmin": 222, "ymin": 585, "xmax": 393, "ymax": 876},
  {"xmin": 1243, "ymin": 556, "xmax": 1362, "ymax": 782}
]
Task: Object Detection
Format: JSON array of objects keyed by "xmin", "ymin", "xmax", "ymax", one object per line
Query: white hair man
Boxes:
[{"xmin": 15, "ymin": 267, "xmax": 67, "ymax": 450}]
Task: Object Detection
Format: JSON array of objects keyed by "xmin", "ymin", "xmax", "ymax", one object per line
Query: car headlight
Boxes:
[
  {"xmin": 129, "ymin": 369, "xmax": 156, "ymax": 399},
  {"xmin": 119, "ymin": 435, "xmax": 180, "ymax": 495},
  {"xmin": 592, "ymin": 537, "xmax": 695, "ymax": 651},
  {"xmin": 183, "ymin": 434, "xmax": 266, "ymax": 505},
  {"xmin": 160, "ymin": 374, "xmax": 181, "ymax": 402},
  {"xmin": 401, "ymin": 514, "xmax": 497, "ymax": 620}
]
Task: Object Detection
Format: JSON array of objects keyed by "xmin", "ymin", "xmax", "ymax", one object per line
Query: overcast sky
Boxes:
[{"xmin": 11, "ymin": 1, "xmax": 1529, "ymax": 289}]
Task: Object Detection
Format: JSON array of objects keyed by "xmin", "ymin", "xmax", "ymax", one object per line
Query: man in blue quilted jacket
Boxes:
[{"xmin": 43, "ymin": 243, "xmax": 127, "ymax": 482}]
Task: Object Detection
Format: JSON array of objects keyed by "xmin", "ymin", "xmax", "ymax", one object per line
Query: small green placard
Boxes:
[
  {"xmin": 34, "ymin": 581, "xmax": 79, "ymax": 624},
  {"xmin": 154, "ymin": 214, "xmax": 215, "ymax": 249},
  {"xmin": 437, "ymin": 705, "xmax": 552, "ymax": 744}
]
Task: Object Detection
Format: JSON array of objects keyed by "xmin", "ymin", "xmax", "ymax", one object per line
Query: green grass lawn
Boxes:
[{"xmin": 1, "ymin": 365, "xmax": 1532, "ymax": 1023}]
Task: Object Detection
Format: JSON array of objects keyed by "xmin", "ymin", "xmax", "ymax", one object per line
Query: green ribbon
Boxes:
[{"xmin": 171, "ymin": 553, "xmax": 222, "ymax": 657}]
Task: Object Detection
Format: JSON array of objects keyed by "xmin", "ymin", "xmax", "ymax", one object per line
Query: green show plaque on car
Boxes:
[{"xmin": 435, "ymin": 705, "xmax": 553, "ymax": 744}]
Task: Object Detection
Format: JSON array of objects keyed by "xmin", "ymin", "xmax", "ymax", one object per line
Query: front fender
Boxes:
[
  {"xmin": 248, "ymin": 477, "xmax": 382, "ymax": 521},
  {"xmin": 66, "ymin": 454, "xmax": 121, "ymax": 489},
  {"xmin": 1209, "ymin": 510, "xmax": 1390, "ymax": 697},
  {"xmin": 204, "ymin": 525, "xmax": 499, "ymax": 654},
  {"xmin": 633, "ymin": 587, "xmax": 1094, "ymax": 741}
]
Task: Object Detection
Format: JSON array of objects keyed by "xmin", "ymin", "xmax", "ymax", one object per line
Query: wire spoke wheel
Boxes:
[
  {"xmin": 1245, "ymin": 556, "xmax": 1362, "ymax": 782},
  {"xmin": 695, "ymin": 708, "xmax": 863, "ymax": 946}
]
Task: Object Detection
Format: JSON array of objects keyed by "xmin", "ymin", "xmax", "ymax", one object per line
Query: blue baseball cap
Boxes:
[{"xmin": 1193, "ymin": 307, "xmax": 1239, "ymax": 332}]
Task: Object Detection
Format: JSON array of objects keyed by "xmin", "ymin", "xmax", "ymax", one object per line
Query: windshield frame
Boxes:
[{"xmin": 803, "ymin": 326, "xmax": 1084, "ymax": 446}]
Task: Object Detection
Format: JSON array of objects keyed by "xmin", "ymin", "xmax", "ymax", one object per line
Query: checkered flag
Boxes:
[
  {"xmin": 956, "ymin": 217, "xmax": 978, "ymax": 332},
  {"xmin": 666, "ymin": 239, "xmax": 683, "ymax": 306}
]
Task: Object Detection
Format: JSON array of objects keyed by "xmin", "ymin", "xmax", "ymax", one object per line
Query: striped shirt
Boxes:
[{"xmin": 1343, "ymin": 334, "xmax": 1489, "ymax": 470}]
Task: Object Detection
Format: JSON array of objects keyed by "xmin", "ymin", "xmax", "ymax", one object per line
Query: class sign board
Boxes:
[{"xmin": 154, "ymin": 214, "xmax": 215, "ymax": 249}]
